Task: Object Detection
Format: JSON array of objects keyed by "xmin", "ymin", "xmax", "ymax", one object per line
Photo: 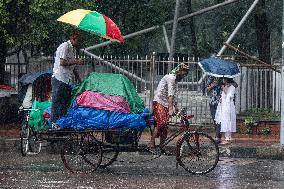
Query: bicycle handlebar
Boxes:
[{"xmin": 18, "ymin": 107, "xmax": 40, "ymax": 112}]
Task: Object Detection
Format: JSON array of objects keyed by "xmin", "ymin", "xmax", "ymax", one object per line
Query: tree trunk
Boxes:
[
  {"xmin": 213, "ymin": 0, "xmax": 223, "ymax": 53},
  {"xmin": 254, "ymin": 0, "xmax": 271, "ymax": 108},
  {"xmin": 254, "ymin": 0, "xmax": 271, "ymax": 64},
  {"xmin": 186, "ymin": 0, "xmax": 198, "ymax": 61}
]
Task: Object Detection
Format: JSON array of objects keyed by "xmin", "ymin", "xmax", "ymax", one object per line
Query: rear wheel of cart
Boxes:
[
  {"xmin": 61, "ymin": 133, "xmax": 102, "ymax": 173},
  {"xmin": 100, "ymin": 145, "xmax": 119, "ymax": 168},
  {"xmin": 93, "ymin": 131, "xmax": 119, "ymax": 168}
]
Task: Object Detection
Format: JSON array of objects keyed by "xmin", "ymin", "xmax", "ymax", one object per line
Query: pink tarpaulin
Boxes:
[{"xmin": 76, "ymin": 91, "xmax": 131, "ymax": 113}]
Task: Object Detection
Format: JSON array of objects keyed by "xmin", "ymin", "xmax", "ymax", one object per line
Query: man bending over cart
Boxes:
[{"xmin": 149, "ymin": 63, "xmax": 189, "ymax": 149}]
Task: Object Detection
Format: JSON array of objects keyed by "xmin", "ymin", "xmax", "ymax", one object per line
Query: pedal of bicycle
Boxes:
[{"xmin": 148, "ymin": 147, "xmax": 162, "ymax": 156}]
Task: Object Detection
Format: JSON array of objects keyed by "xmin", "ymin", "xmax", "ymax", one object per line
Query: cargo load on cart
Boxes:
[{"xmin": 56, "ymin": 72, "xmax": 152, "ymax": 130}]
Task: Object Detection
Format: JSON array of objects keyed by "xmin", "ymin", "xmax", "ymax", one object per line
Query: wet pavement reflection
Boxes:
[{"xmin": 0, "ymin": 150, "xmax": 284, "ymax": 189}]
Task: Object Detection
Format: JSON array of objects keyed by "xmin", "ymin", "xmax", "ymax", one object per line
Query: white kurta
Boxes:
[{"xmin": 215, "ymin": 85, "xmax": 236, "ymax": 133}]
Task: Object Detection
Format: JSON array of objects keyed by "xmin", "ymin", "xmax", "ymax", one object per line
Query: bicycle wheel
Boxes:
[
  {"xmin": 20, "ymin": 121, "xmax": 29, "ymax": 156},
  {"xmin": 176, "ymin": 132, "xmax": 219, "ymax": 175},
  {"xmin": 100, "ymin": 145, "xmax": 119, "ymax": 168},
  {"xmin": 61, "ymin": 133, "xmax": 102, "ymax": 173},
  {"xmin": 28, "ymin": 135, "xmax": 42, "ymax": 154}
]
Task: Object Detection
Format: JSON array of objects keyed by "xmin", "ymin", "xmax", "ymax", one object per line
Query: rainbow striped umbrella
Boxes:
[{"xmin": 57, "ymin": 9, "xmax": 124, "ymax": 43}]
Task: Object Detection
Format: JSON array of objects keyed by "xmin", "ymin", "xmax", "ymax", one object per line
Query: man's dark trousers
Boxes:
[{"xmin": 50, "ymin": 77, "xmax": 72, "ymax": 123}]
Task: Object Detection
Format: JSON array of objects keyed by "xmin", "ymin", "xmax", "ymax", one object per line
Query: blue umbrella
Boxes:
[
  {"xmin": 198, "ymin": 57, "xmax": 240, "ymax": 78},
  {"xmin": 19, "ymin": 70, "xmax": 52, "ymax": 86}
]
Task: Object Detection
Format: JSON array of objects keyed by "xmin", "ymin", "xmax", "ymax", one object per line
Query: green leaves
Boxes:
[{"xmin": 0, "ymin": 0, "xmax": 282, "ymax": 60}]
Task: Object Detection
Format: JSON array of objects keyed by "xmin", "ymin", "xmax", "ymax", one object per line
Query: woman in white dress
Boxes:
[{"xmin": 214, "ymin": 78, "xmax": 236, "ymax": 144}]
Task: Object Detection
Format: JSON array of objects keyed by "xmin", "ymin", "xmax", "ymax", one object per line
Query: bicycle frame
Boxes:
[{"xmin": 158, "ymin": 111, "xmax": 194, "ymax": 150}]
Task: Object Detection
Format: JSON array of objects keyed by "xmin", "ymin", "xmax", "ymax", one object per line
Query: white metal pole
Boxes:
[
  {"xmin": 280, "ymin": 1, "xmax": 284, "ymax": 146},
  {"xmin": 85, "ymin": 0, "xmax": 241, "ymax": 51},
  {"xmin": 198, "ymin": 0, "xmax": 260, "ymax": 85},
  {"xmin": 217, "ymin": 0, "xmax": 260, "ymax": 56},
  {"xmin": 162, "ymin": 25, "xmax": 171, "ymax": 53},
  {"xmin": 169, "ymin": 0, "xmax": 180, "ymax": 62}
]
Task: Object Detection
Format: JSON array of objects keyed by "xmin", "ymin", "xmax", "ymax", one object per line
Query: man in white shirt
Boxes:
[
  {"xmin": 149, "ymin": 63, "xmax": 189, "ymax": 148},
  {"xmin": 50, "ymin": 32, "xmax": 83, "ymax": 129}
]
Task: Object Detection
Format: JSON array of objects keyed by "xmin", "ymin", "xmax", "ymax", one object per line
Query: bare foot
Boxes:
[{"xmin": 220, "ymin": 140, "xmax": 231, "ymax": 145}]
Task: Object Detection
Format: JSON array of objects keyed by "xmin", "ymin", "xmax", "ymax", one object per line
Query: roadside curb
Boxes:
[{"xmin": 219, "ymin": 144, "xmax": 284, "ymax": 160}]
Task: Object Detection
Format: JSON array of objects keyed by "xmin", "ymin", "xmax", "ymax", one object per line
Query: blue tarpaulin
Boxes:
[{"xmin": 56, "ymin": 105, "xmax": 152, "ymax": 130}]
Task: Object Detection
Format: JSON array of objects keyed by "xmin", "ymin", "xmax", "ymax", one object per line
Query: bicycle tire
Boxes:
[
  {"xmin": 61, "ymin": 133, "xmax": 102, "ymax": 173},
  {"xmin": 20, "ymin": 121, "xmax": 29, "ymax": 156},
  {"xmin": 176, "ymin": 131, "xmax": 219, "ymax": 175},
  {"xmin": 100, "ymin": 145, "xmax": 119, "ymax": 168},
  {"xmin": 28, "ymin": 135, "xmax": 42, "ymax": 154}
]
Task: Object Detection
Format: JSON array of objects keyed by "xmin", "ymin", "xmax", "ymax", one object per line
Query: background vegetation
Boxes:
[{"xmin": 0, "ymin": 0, "xmax": 282, "ymax": 82}]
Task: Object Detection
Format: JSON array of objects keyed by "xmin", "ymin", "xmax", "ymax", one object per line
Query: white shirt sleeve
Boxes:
[
  {"xmin": 58, "ymin": 43, "xmax": 69, "ymax": 60},
  {"xmin": 167, "ymin": 75, "xmax": 176, "ymax": 97},
  {"xmin": 22, "ymin": 84, "xmax": 33, "ymax": 108}
]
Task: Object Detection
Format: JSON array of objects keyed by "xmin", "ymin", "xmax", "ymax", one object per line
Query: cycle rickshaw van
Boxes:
[
  {"xmin": 18, "ymin": 71, "xmax": 219, "ymax": 175},
  {"xmin": 18, "ymin": 70, "xmax": 52, "ymax": 155}
]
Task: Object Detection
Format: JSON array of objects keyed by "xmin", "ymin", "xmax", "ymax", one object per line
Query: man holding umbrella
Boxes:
[
  {"xmin": 50, "ymin": 31, "xmax": 83, "ymax": 129},
  {"xmin": 49, "ymin": 9, "xmax": 124, "ymax": 129}
]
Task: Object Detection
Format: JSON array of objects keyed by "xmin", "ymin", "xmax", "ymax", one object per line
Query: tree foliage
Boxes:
[{"xmin": 0, "ymin": 0, "xmax": 283, "ymax": 64}]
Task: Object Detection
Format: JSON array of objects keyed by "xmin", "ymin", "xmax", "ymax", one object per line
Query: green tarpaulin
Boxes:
[
  {"xmin": 72, "ymin": 72, "xmax": 145, "ymax": 113},
  {"xmin": 29, "ymin": 100, "xmax": 51, "ymax": 132}
]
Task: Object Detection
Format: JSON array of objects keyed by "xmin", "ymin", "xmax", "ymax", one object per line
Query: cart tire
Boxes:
[
  {"xmin": 20, "ymin": 121, "xmax": 29, "ymax": 156},
  {"xmin": 29, "ymin": 135, "xmax": 42, "ymax": 154},
  {"xmin": 61, "ymin": 133, "xmax": 102, "ymax": 173},
  {"xmin": 176, "ymin": 132, "xmax": 219, "ymax": 175},
  {"xmin": 100, "ymin": 145, "xmax": 119, "ymax": 168}
]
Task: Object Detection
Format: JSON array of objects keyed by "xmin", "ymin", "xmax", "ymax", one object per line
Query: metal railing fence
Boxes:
[{"xmin": 3, "ymin": 55, "xmax": 281, "ymax": 124}]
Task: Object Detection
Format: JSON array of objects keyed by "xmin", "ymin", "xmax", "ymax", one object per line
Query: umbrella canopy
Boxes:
[
  {"xmin": 19, "ymin": 70, "xmax": 52, "ymax": 86},
  {"xmin": 198, "ymin": 57, "xmax": 240, "ymax": 78},
  {"xmin": 57, "ymin": 9, "xmax": 124, "ymax": 43}
]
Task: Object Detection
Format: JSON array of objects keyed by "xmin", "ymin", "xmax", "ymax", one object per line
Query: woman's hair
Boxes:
[
  {"xmin": 219, "ymin": 77, "xmax": 235, "ymax": 86},
  {"xmin": 225, "ymin": 78, "xmax": 235, "ymax": 84}
]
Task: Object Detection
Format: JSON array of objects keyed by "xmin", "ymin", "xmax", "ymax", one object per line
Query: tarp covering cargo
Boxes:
[
  {"xmin": 28, "ymin": 72, "xmax": 152, "ymax": 131},
  {"xmin": 72, "ymin": 72, "xmax": 145, "ymax": 113},
  {"xmin": 57, "ymin": 104, "xmax": 150, "ymax": 130},
  {"xmin": 77, "ymin": 91, "xmax": 131, "ymax": 113},
  {"xmin": 29, "ymin": 100, "xmax": 51, "ymax": 131}
]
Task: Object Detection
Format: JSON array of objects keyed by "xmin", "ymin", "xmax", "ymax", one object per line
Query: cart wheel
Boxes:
[
  {"xmin": 20, "ymin": 121, "xmax": 29, "ymax": 156},
  {"xmin": 81, "ymin": 133, "xmax": 103, "ymax": 170},
  {"xmin": 29, "ymin": 135, "xmax": 42, "ymax": 154},
  {"xmin": 100, "ymin": 145, "xmax": 119, "ymax": 168},
  {"xmin": 61, "ymin": 133, "xmax": 102, "ymax": 173},
  {"xmin": 176, "ymin": 132, "xmax": 219, "ymax": 175},
  {"xmin": 92, "ymin": 132, "xmax": 119, "ymax": 168}
]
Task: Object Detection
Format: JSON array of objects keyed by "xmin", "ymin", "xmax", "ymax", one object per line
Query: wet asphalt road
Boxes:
[{"xmin": 0, "ymin": 149, "xmax": 284, "ymax": 189}]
